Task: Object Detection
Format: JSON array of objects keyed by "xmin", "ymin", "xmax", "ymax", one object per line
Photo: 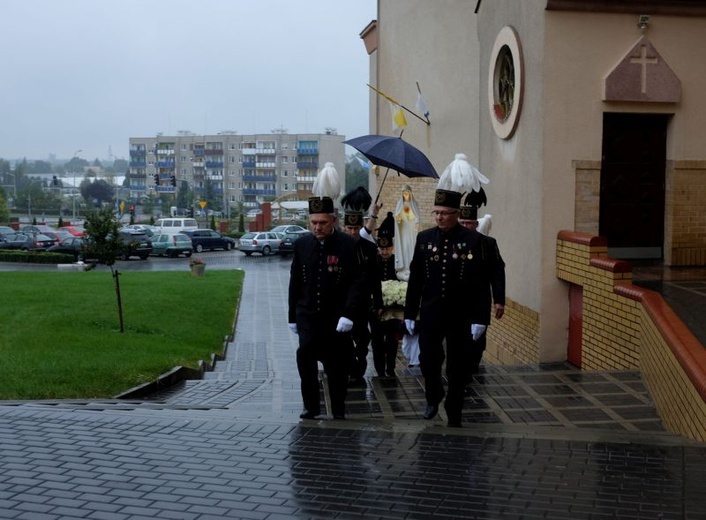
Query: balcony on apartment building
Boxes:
[
  {"xmin": 154, "ymin": 185, "xmax": 176, "ymax": 193},
  {"xmin": 296, "ymin": 161, "xmax": 318, "ymax": 170},
  {"xmin": 156, "ymin": 149, "xmax": 175, "ymax": 155},
  {"xmin": 204, "ymin": 149, "xmax": 223, "ymax": 156},
  {"xmin": 193, "ymin": 149, "xmax": 205, "ymax": 157},
  {"xmin": 205, "ymin": 160, "xmax": 224, "ymax": 168},
  {"xmin": 256, "ymin": 162, "xmax": 276, "ymax": 168},
  {"xmin": 242, "ymin": 148, "xmax": 257, "ymax": 155},
  {"xmin": 156, "ymin": 160, "xmax": 175, "ymax": 168},
  {"xmin": 256, "ymin": 148, "xmax": 276, "ymax": 155},
  {"xmin": 129, "ymin": 160, "xmax": 146, "ymax": 168},
  {"xmin": 243, "ymin": 174, "xmax": 277, "ymax": 182},
  {"xmin": 243, "ymin": 188, "xmax": 276, "ymax": 196},
  {"xmin": 243, "ymin": 160, "xmax": 256, "ymax": 167},
  {"xmin": 297, "ymin": 147, "xmax": 318, "ymax": 155}
]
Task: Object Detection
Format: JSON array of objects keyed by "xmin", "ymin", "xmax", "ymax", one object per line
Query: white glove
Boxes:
[
  {"xmin": 405, "ymin": 319, "xmax": 416, "ymax": 335},
  {"xmin": 336, "ymin": 317, "xmax": 353, "ymax": 333},
  {"xmin": 288, "ymin": 323, "xmax": 298, "ymax": 334},
  {"xmin": 471, "ymin": 324, "xmax": 487, "ymax": 341}
]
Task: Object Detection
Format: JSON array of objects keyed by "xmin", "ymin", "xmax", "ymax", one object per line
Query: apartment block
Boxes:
[{"xmin": 128, "ymin": 130, "xmax": 345, "ymax": 215}]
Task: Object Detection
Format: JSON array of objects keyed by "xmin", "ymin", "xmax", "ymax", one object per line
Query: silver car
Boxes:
[{"xmin": 238, "ymin": 232, "xmax": 282, "ymax": 256}]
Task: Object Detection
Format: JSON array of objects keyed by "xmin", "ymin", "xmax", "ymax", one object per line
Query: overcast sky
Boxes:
[{"xmin": 0, "ymin": 0, "xmax": 377, "ymax": 163}]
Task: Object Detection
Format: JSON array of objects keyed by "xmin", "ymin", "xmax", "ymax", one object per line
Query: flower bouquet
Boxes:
[{"xmin": 381, "ymin": 280, "xmax": 407, "ymax": 321}]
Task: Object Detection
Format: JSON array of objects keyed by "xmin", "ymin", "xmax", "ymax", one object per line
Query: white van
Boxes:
[{"xmin": 153, "ymin": 218, "xmax": 199, "ymax": 233}]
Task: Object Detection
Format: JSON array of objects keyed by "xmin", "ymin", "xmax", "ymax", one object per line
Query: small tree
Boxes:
[
  {"xmin": 82, "ymin": 207, "xmax": 126, "ymax": 332},
  {"xmin": 238, "ymin": 213, "xmax": 245, "ymax": 233},
  {"xmin": 210, "ymin": 214, "xmax": 216, "ymax": 230}
]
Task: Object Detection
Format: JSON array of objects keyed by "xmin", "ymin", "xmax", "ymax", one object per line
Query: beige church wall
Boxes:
[
  {"xmin": 371, "ymin": 0, "xmax": 481, "ymax": 225},
  {"xmin": 476, "ymin": 2, "xmax": 550, "ymax": 358},
  {"xmin": 542, "ymin": 10, "xmax": 706, "ymax": 356}
]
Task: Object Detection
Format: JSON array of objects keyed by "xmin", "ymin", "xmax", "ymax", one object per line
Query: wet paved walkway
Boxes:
[{"xmin": 1, "ymin": 254, "xmax": 706, "ymax": 519}]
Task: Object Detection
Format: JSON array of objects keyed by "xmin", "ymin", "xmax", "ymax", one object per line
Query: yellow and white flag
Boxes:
[{"xmin": 390, "ymin": 101, "xmax": 407, "ymax": 135}]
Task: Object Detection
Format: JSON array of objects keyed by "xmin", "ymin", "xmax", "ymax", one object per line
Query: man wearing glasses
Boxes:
[{"xmin": 403, "ymin": 189, "xmax": 486, "ymax": 427}]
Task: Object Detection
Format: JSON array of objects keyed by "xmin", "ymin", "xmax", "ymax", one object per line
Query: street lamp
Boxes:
[{"xmin": 71, "ymin": 149, "xmax": 82, "ymax": 220}]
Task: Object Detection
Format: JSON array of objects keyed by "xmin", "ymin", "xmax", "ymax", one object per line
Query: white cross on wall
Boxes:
[{"xmin": 630, "ymin": 45, "xmax": 658, "ymax": 94}]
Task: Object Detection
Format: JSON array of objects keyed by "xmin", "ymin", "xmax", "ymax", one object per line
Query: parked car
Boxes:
[
  {"xmin": 47, "ymin": 237, "xmax": 86, "ymax": 261},
  {"xmin": 0, "ymin": 232, "xmax": 56, "ymax": 251},
  {"xmin": 117, "ymin": 230, "xmax": 153, "ymax": 260},
  {"xmin": 152, "ymin": 218, "xmax": 198, "ymax": 234},
  {"xmin": 182, "ymin": 229, "xmax": 236, "ymax": 253},
  {"xmin": 277, "ymin": 230, "xmax": 311, "ymax": 257},
  {"xmin": 270, "ymin": 224, "xmax": 307, "ymax": 234},
  {"xmin": 42, "ymin": 230, "xmax": 72, "ymax": 245},
  {"xmin": 0, "ymin": 226, "xmax": 16, "ymax": 236},
  {"xmin": 120, "ymin": 224, "xmax": 155, "ymax": 237},
  {"xmin": 151, "ymin": 233, "xmax": 193, "ymax": 258},
  {"xmin": 238, "ymin": 231, "xmax": 282, "ymax": 256},
  {"xmin": 58, "ymin": 225, "xmax": 85, "ymax": 237},
  {"xmin": 20, "ymin": 224, "xmax": 55, "ymax": 235}
]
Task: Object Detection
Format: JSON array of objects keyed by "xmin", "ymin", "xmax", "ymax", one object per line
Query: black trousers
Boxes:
[
  {"xmin": 418, "ymin": 315, "xmax": 473, "ymax": 420},
  {"xmin": 470, "ymin": 334, "xmax": 486, "ymax": 373},
  {"xmin": 296, "ymin": 322, "xmax": 351, "ymax": 416},
  {"xmin": 349, "ymin": 316, "xmax": 371, "ymax": 380},
  {"xmin": 370, "ymin": 317, "xmax": 401, "ymax": 377}
]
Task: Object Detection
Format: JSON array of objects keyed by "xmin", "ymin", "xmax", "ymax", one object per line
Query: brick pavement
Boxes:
[{"xmin": 1, "ymin": 254, "xmax": 706, "ymax": 519}]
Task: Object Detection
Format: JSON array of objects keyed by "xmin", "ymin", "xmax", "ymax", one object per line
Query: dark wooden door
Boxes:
[{"xmin": 599, "ymin": 113, "xmax": 668, "ymax": 259}]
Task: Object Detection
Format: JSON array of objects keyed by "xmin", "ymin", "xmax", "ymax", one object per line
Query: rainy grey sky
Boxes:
[{"xmin": 0, "ymin": 0, "xmax": 377, "ymax": 163}]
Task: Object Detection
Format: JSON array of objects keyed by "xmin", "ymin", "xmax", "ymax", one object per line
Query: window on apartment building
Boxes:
[
  {"xmin": 282, "ymin": 156, "xmax": 288, "ymax": 163},
  {"xmin": 284, "ymin": 184, "xmax": 289, "ymax": 191}
]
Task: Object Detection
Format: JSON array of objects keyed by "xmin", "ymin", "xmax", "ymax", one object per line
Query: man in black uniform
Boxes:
[
  {"xmin": 458, "ymin": 204, "xmax": 506, "ymax": 374},
  {"xmin": 288, "ymin": 195, "xmax": 365, "ymax": 419},
  {"xmin": 341, "ymin": 187, "xmax": 383, "ymax": 384},
  {"xmin": 404, "ymin": 189, "xmax": 486, "ymax": 427},
  {"xmin": 370, "ymin": 212, "xmax": 402, "ymax": 378}
]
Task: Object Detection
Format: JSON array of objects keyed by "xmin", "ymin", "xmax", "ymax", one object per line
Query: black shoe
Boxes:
[
  {"xmin": 447, "ymin": 419, "xmax": 462, "ymax": 428},
  {"xmin": 299, "ymin": 411, "xmax": 319, "ymax": 420},
  {"xmin": 422, "ymin": 404, "xmax": 439, "ymax": 420}
]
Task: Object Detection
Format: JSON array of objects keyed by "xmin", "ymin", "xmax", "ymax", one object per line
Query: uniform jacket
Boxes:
[
  {"xmin": 288, "ymin": 230, "xmax": 365, "ymax": 325},
  {"xmin": 404, "ymin": 223, "xmax": 485, "ymax": 325},
  {"xmin": 467, "ymin": 229, "xmax": 505, "ymax": 323},
  {"xmin": 357, "ymin": 237, "xmax": 384, "ymax": 311},
  {"xmin": 377, "ymin": 254, "xmax": 398, "ymax": 282}
]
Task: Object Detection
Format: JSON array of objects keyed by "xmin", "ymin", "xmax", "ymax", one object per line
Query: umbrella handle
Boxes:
[{"xmin": 374, "ymin": 167, "xmax": 391, "ymax": 205}]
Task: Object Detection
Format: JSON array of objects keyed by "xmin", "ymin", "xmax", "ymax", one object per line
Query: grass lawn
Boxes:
[{"xmin": 0, "ymin": 269, "xmax": 244, "ymax": 400}]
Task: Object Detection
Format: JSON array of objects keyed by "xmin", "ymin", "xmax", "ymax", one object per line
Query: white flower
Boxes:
[{"xmin": 381, "ymin": 280, "xmax": 408, "ymax": 307}]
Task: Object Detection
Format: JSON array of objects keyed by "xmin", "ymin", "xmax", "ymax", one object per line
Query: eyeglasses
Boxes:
[{"xmin": 431, "ymin": 210, "xmax": 458, "ymax": 217}]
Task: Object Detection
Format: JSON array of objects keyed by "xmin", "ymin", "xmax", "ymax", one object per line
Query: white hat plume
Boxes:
[
  {"xmin": 437, "ymin": 153, "xmax": 489, "ymax": 193},
  {"xmin": 312, "ymin": 162, "xmax": 342, "ymax": 200}
]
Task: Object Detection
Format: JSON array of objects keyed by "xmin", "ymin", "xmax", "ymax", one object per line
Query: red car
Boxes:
[{"xmin": 59, "ymin": 226, "xmax": 85, "ymax": 237}]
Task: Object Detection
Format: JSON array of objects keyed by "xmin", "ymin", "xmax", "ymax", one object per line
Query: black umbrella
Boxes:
[
  {"xmin": 344, "ymin": 134, "xmax": 437, "ymax": 178},
  {"xmin": 344, "ymin": 134, "xmax": 438, "ymax": 202}
]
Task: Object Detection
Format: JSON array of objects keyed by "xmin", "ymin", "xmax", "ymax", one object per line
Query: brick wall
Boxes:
[
  {"xmin": 573, "ymin": 160, "xmax": 600, "ymax": 236},
  {"xmin": 665, "ymin": 160, "xmax": 706, "ymax": 266},
  {"xmin": 557, "ymin": 230, "xmax": 706, "ymax": 442},
  {"xmin": 485, "ymin": 298, "xmax": 540, "ymax": 365}
]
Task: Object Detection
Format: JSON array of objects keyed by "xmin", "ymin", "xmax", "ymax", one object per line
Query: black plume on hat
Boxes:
[
  {"xmin": 341, "ymin": 186, "xmax": 372, "ymax": 213},
  {"xmin": 376, "ymin": 211, "xmax": 395, "ymax": 248},
  {"xmin": 462, "ymin": 188, "xmax": 487, "ymax": 209}
]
